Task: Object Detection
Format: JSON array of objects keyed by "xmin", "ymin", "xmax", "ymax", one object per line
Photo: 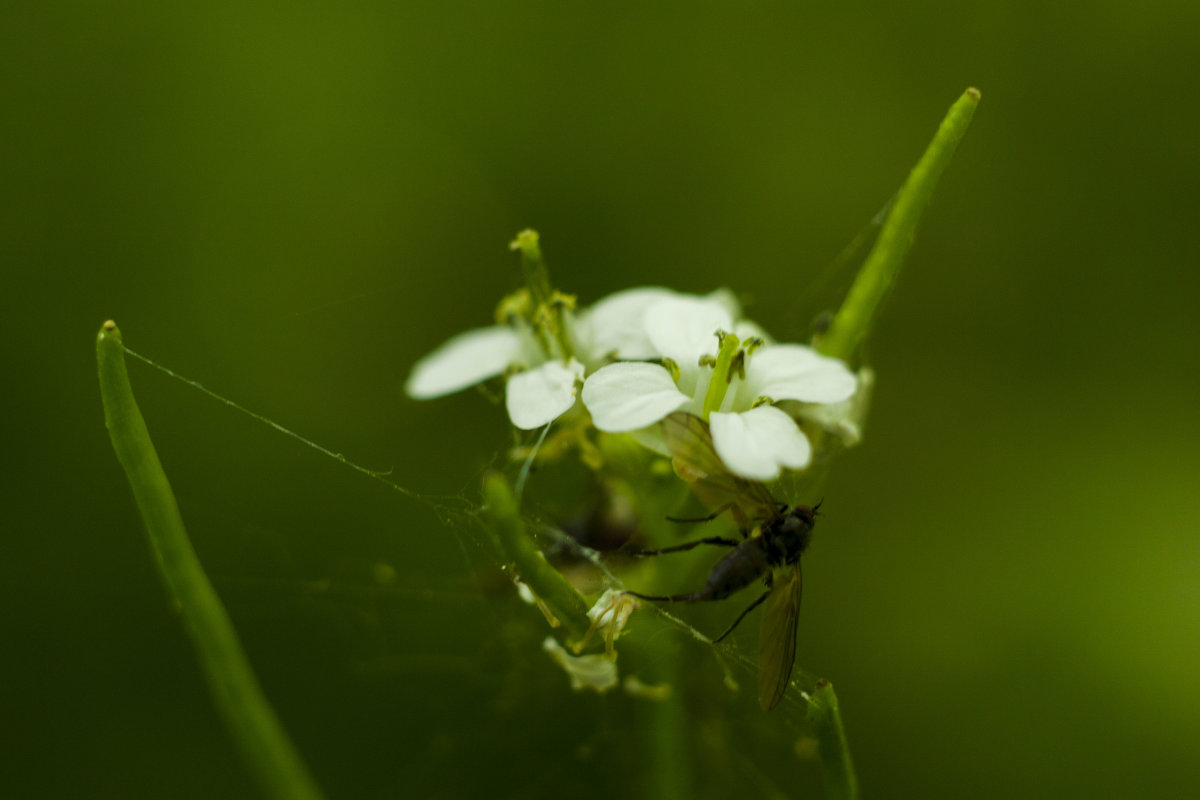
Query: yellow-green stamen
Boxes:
[
  {"xmin": 727, "ymin": 351, "xmax": 746, "ymax": 383},
  {"xmin": 494, "ymin": 288, "xmax": 533, "ymax": 325},
  {"xmin": 660, "ymin": 357, "xmax": 681, "ymax": 382}
]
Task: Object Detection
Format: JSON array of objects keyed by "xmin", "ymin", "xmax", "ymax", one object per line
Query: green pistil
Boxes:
[
  {"xmin": 531, "ymin": 305, "xmax": 564, "ymax": 355},
  {"xmin": 510, "ymin": 229, "xmax": 552, "ymax": 305},
  {"xmin": 509, "ymin": 229, "xmax": 575, "ymax": 360},
  {"xmin": 701, "ymin": 330, "xmax": 741, "ymax": 419}
]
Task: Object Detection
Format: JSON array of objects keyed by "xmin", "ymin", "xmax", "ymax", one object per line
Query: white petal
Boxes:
[
  {"xmin": 576, "ymin": 286, "xmax": 678, "ymax": 362},
  {"xmin": 745, "ymin": 344, "xmax": 857, "ymax": 404},
  {"xmin": 505, "ymin": 359, "xmax": 585, "ymax": 430},
  {"xmin": 587, "ymin": 588, "xmax": 638, "ymax": 633},
  {"xmin": 734, "ymin": 319, "xmax": 773, "ymax": 344},
  {"xmin": 705, "ymin": 287, "xmax": 743, "ymax": 320},
  {"xmin": 406, "ymin": 326, "xmax": 526, "ymax": 399},
  {"xmin": 792, "ymin": 398, "xmax": 862, "ymax": 444},
  {"xmin": 543, "ymin": 637, "xmax": 618, "ymax": 693},
  {"xmin": 710, "ymin": 405, "xmax": 812, "ymax": 481},
  {"xmin": 782, "ymin": 365, "xmax": 874, "ymax": 447},
  {"xmin": 581, "ymin": 362, "xmax": 690, "ymax": 432},
  {"xmin": 644, "ymin": 296, "xmax": 733, "ymax": 364}
]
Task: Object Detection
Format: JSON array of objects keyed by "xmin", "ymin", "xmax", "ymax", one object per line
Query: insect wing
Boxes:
[
  {"xmin": 757, "ymin": 565, "xmax": 803, "ymax": 711},
  {"xmin": 662, "ymin": 412, "xmax": 777, "ymax": 520}
]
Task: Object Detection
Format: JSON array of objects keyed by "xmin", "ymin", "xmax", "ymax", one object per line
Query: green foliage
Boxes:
[{"xmin": 11, "ymin": 4, "xmax": 1199, "ymax": 797}]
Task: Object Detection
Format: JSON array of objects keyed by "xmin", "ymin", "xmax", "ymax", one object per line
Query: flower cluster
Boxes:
[
  {"xmin": 408, "ymin": 282, "xmax": 858, "ymax": 482},
  {"xmin": 406, "ymin": 285, "xmax": 730, "ymax": 428},
  {"xmin": 581, "ymin": 294, "xmax": 857, "ymax": 480}
]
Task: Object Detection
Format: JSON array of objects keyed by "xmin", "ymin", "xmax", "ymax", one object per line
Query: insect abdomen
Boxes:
[{"xmin": 699, "ymin": 541, "xmax": 772, "ymax": 600}]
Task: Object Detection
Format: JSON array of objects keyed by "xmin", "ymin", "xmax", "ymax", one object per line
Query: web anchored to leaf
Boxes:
[
  {"xmin": 122, "ymin": 340, "xmax": 823, "ymax": 720},
  {"xmin": 121, "ymin": 347, "xmax": 480, "ymax": 526}
]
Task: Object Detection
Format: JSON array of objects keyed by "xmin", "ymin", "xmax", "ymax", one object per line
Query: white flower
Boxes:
[
  {"xmin": 406, "ymin": 286, "xmax": 743, "ymax": 430},
  {"xmin": 581, "ymin": 295, "xmax": 858, "ymax": 481},
  {"xmin": 584, "ymin": 588, "xmax": 639, "ymax": 656},
  {"xmin": 405, "ymin": 320, "xmax": 586, "ymax": 431}
]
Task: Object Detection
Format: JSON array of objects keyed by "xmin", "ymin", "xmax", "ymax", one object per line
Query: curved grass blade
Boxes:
[
  {"xmin": 819, "ymin": 87, "xmax": 981, "ymax": 362},
  {"xmin": 807, "ymin": 679, "xmax": 860, "ymax": 800},
  {"xmin": 97, "ymin": 321, "xmax": 325, "ymax": 800}
]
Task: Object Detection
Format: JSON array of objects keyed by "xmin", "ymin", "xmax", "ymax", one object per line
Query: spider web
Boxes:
[{"xmin": 121, "ymin": 345, "xmax": 825, "ymax": 727}]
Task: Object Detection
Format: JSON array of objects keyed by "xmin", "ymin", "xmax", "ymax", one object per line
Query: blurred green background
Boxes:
[{"xmin": 4, "ymin": 1, "xmax": 1199, "ymax": 798}]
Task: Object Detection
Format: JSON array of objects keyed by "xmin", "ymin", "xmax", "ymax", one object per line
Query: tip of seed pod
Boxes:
[
  {"xmin": 966, "ymin": 87, "xmax": 981, "ymax": 102},
  {"xmin": 102, "ymin": 320, "xmax": 117, "ymax": 331}
]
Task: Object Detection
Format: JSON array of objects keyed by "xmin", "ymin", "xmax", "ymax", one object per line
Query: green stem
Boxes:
[
  {"xmin": 819, "ymin": 87, "xmax": 981, "ymax": 362},
  {"xmin": 648, "ymin": 657, "xmax": 690, "ymax": 800},
  {"xmin": 482, "ymin": 471, "xmax": 592, "ymax": 643},
  {"xmin": 807, "ymin": 679, "xmax": 859, "ymax": 800},
  {"xmin": 96, "ymin": 321, "xmax": 325, "ymax": 800}
]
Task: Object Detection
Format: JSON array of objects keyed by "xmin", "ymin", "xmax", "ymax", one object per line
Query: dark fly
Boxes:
[{"xmin": 625, "ymin": 411, "xmax": 818, "ymax": 711}]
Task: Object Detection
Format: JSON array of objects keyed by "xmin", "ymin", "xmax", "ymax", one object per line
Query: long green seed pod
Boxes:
[
  {"xmin": 820, "ymin": 87, "xmax": 981, "ymax": 362},
  {"xmin": 97, "ymin": 320, "xmax": 325, "ymax": 800}
]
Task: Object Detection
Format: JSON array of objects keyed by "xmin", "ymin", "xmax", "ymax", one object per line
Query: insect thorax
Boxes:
[{"xmin": 762, "ymin": 509, "xmax": 814, "ymax": 566}]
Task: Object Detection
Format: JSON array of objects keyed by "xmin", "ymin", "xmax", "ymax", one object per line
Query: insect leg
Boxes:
[
  {"xmin": 666, "ymin": 502, "xmax": 736, "ymax": 524},
  {"xmin": 712, "ymin": 589, "xmax": 771, "ymax": 643},
  {"xmin": 625, "ymin": 536, "xmax": 740, "ymax": 557},
  {"xmin": 623, "ymin": 590, "xmax": 707, "ymax": 603}
]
